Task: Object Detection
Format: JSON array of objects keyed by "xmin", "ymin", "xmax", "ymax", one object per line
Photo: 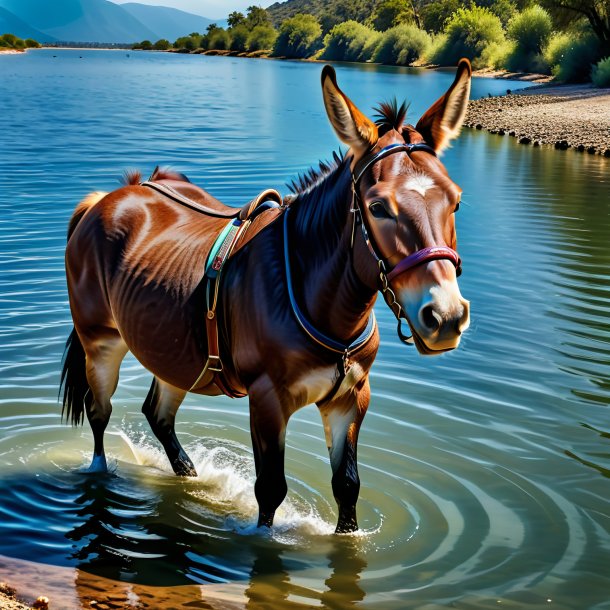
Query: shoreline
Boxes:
[{"xmin": 464, "ymin": 83, "xmax": 610, "ymax": 155}]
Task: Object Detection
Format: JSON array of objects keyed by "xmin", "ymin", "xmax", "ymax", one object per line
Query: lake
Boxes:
[{"xmin": 0, "ymin": 49, "xmax": 609, "ymax": 609}]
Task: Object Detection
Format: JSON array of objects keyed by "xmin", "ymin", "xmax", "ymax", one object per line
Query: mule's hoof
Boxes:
[
  {"xmin": 257, "ymin": 512, "xmax": 274, "ymax": 528},
  {"xmin": 335, "ymin": 508, "xmax": 358, "ymax": 533},
  {"xmin": 173, "ymin": 463, "xmax": 197, "ymax": 477},
  {"xmin": 87, "ymin": 454, "xmax": 108, "ymax": 474}
]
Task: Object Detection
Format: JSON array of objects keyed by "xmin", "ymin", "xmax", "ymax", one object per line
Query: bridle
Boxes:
[{"xmin": 351, "ymin": 142, "xmax": 463, "ymax": 344}]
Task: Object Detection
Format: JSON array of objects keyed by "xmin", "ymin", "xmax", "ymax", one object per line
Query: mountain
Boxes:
[
  {"xmin": 0, "ymin": 6, "xmax": 56, "ymax": 41},
  {"xmin": 120, "ymin": 3, "xmax": 217, "ymax": 40},
  {"xmin": 0, "ymin": 0, "xmax": 159, "ymax": 43}
]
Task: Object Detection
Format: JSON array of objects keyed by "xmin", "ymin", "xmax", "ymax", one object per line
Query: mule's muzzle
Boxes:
[{"xmin": 402, "ymin": 281, "xmax": 470, "ymax": 355}]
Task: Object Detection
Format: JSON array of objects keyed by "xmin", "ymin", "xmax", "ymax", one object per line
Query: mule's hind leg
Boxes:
[
  {"xmin": 318, "ymin": 377, "xmax": 370, "ymax": 533},
  {"xmin": 142, "ymin": 378, "xmax": 196, "ymax": 476},
  {"xmin": 82, "ymin": 328, "xmax": 128, "ymax": 473}
]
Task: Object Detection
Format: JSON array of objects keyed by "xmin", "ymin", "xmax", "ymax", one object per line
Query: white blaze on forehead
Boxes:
[{"xmin": 405, "ymin": 173, "xmax": 435, "ymax": 197}]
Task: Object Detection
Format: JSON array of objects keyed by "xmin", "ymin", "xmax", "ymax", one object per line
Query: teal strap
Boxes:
[{"xmin": 205, "ymin": 219, "xmax": 241, "ymax": 277}]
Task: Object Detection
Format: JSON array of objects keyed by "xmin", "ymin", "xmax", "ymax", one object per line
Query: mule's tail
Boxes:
[
  {"xmin": 67, "ymin": 191, "xmax": 107, "ymax": 240},
  {"xmin": 62, "ymin": 192, "xmax": 106, "ymax": 425},
  {"xmin": 60, "ymin": 328, "xmax": 92, "ymax": 426}
]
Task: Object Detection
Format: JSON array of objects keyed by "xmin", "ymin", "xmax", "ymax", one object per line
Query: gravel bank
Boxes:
[{"xmin": 465, "ymin": 84, "xmax": 610, "ymax": 156}]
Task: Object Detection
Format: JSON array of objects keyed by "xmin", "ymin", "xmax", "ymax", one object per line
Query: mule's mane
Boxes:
[
  {"xmin": 287, "ymin": 150, "xmax": 346, "ymax": 196},
  {"xmin": 374, "ymin": 98, "xmax": 409, "ymax": 135}
]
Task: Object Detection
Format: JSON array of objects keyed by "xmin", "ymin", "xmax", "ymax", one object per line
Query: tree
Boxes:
[
  {"xmin": 140, "ymin": 39, "xmax": 153, "ymax": 50},
  {"xmin": 273, "ymin": 13, "xmax": 323, "ymax": 58},
  {"xmin": 207, "ymin": 28, "xmax": 231, "ymax": 50},
  {"xmin": 206, "ymin": 23, "xmax": 219, "ymax": 34},
  {"xmin": 247, "ymin": 25, "xmax": 278, "ymax": 51},
  {"xmin": 228, "ymin": 11, "xmax": 246, "ymax": 28},
  {"xmin": 542, "ymin": 0, "xmax": 610, "ymax": 53},
  {"xmin": 370, "ymin": 0, "xmax": 413, "ymax": 31},
  {"xmin": 247, "ymin": 5, "xmax": 271, "ymax": 29},
  {"xmin": 24, "ymin": 38, "xmax": 40, "ymax": 48},
  {"xmin": 230, "ymin": 24, "xmax": 250, "ymax": 51}
]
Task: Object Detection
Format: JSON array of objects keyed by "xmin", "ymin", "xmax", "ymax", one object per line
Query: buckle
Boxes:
[{"xmin": 206, "ymin": 355, "xmax": 223, "ymax": 373}]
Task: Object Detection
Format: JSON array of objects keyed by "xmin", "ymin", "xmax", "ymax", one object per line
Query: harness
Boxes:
[
  {"xmin": 141, "ymin": 142, "xmax": 462, "ymax": 401},
  {"xmin": 141, "ymin": 178, "xmax": 283, "ymax": 398},
  {"xmin": 350, "ymin": 142, "xmax": 462, "ymax": 345}
]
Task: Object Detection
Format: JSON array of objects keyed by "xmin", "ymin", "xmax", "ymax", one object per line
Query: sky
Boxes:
[{"xmin": 112, "ymin": 0, "xmax": 275, "ymax": 20}]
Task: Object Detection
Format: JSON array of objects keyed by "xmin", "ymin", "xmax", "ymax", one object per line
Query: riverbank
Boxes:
[
  {"xmin": 0, "ymin": 582, "xmax": 45, "ymax": 609},
  {"xmin": 465, "ymin": 83, "xmax": 610, "ymax": 155}
]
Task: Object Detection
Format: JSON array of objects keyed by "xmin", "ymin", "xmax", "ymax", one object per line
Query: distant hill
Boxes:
[
  {"xmin": 0, "ymin": 6, "xmax": 55, "ymax": 41},
  {"xmin": 0, "ymin": 0, "xmax": 208, "ymax": 43},
  {"xmin": 119, "ymin": 3, "xmax": 219, "ymax": 41}
]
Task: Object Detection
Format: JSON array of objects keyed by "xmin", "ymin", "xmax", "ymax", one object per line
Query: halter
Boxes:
[{"xmin": 351, "ymin": 142, "xmax": 463, "ymax": 345}]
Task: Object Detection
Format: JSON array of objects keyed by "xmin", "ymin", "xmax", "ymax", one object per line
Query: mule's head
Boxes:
[{"xmin": 321, "ymin": 61, "xmax": 472, "ymax": 355}]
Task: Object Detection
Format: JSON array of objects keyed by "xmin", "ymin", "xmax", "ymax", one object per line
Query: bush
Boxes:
[
  {"xmin": 174, "ymin": 35, "xmax": 199, "ymax": 50},
  {"xmin": 373, "ymin": 23, "xmax": 431, "ymax": 65},
  {"xmin": 480, "ymin": 39, "xmax": 514, "ymax": 68},
  {"xmin": 322, "ymin": 21, "xmax": 379, "ymax": 62},
  {"xmin": 153, "ymin": 39, "xmax": 170, "ymax": 50},
  {"xmin": 207, "ymin": 28, "xmax": 231, "ymax": 51},
  {"xmin": 592, "ymin": 56, "xmax": 610, "ymax": 87},
  {"xmin": 139, "ymin": 39, "xmax": 153, "ymax": 50},
  {"xmin": 506, "ymin": 5, "xmax": 552, "ymax": 72},
  {"xmin": 0, "ymin": 37, "xmax": 9, "ymax": 48},
  {"xmin": 543, "ymin": 32, "xmax": 571, "ymax": 68},
  {"xmin": 24, "ymin": 38, "xmax": 40, "ymax": 48},
  {"xmin": 273, "ymin": 13, "xmax": 322, "ymax": 58},
  {"xmin": 230, "ymin": 24, "xmax": 249, "ymax": 51},
  {"xmin": 247, "ymin": 25, "xmax": 277, "ymax": 51},
  {"xmin": 432, "ymin": 6, "xmax": 505, "ymax": 67},
  {"xmin": 475, "ymin": 0, "xmax": 516, "ymax": 26},
  {"xmin": 551, "ymin": 34, "xmax": 602, "ymax": 82}
]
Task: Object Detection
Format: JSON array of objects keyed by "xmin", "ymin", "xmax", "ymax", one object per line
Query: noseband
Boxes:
[{"xmin": 351, "ymin": 142, "xmax": 462, "ymax": 344}]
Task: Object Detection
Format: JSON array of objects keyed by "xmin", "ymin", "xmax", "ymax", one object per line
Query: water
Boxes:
[{"xmin": 0, "ymin": 49, "xmax": 609, "ymax": 609}]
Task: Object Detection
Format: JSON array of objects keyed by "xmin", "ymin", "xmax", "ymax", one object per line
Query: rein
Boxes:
[{"xmin": 351, "ymin": 142, "xmax": 463, "ymax": 345}]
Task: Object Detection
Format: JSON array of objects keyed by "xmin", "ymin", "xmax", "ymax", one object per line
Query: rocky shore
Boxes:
[
  {"xmin": 465, "ymin": 84, "xmax": 610, "ymax": 156},
  {"xmin": 0, "ymin": 582, "xmax": 47, "ymax": 609}
]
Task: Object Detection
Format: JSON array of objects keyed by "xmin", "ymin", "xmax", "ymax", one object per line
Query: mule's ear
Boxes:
[
  {"xmin": 321, "ymin": 65, "xmax": 378, "ymax": 160},
  {"xmin": 415, "ymin": 58, "xmax": 471, "ymax": 154}
]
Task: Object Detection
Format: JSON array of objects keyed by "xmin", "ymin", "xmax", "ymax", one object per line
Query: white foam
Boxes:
[{"xmin": 111, "ymin": 425, "xmax": 335, "ymax": 540}]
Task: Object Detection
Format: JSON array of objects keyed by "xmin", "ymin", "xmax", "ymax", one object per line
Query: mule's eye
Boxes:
[{"xmin": 369, "ymin": 201, "xmax": 392, "ymax": 219}]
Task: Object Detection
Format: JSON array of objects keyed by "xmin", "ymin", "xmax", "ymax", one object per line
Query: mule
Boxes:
[{"xmin": 61, "ymin": 60, "xmax": 472, "ymax": 533}]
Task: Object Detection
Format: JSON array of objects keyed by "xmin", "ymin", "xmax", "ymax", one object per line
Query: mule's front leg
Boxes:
[
  {"xmin": 318, "ymin": 378, "xmax": 370, "ymax": 533},
  {"xmin": 249, "ymin": 378, "xmax": 288, "ymax": 528}
]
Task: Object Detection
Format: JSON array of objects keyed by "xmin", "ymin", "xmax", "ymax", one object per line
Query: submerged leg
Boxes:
[
  {"xmin": 249, "ymin": 377, "xmax": 288, "ymax": 527},
  {"xmin": 318, "ymin": 377, "xmax": 370, "ymax": 533},
  {"xmin": 142, "ymin": 378, "xmax": 196, "ymax": 476},
  {"xmin": 83, "ymin": 329, "xmax": 128, "ymax": 473}
]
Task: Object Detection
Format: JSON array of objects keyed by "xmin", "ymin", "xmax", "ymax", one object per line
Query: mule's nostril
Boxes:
[{"xmin": 420, "ymin": 305, "xmax": 441, "ymax": 332}]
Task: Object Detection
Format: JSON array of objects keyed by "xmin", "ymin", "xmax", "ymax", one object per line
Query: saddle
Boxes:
[{"xmin": 141, "ymin": 174, "xmax": 284, "ymax": 398}]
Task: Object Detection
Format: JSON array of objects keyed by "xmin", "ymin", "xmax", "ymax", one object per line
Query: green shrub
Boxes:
[
  {"xmin": 153, "ymin": 39, "xmax": 170, "ymax": 50},
  {"xmin": 273, "ymin": 13, "xmax": 322, "ymax": 58},
  {"xmin": 322, "ymin": 21, "xmax": 379, "ymax": 62},
  {"xmin": 1, "ymin": 33, "xmax": 18, "ymax": 47},
  {"xmin": 229, "ymin": 24, "xmax": 249, "ymax": 51},
  {"xmin": 506, "ymin": 5, "xmax": 552, "ymax": 72},
  {"xmin": 373, "ymin": 23, "xmax": 431, "ymax": 65},
  {"xmin": 480, "ymin": 39, "xmax": 514, "ymax": 68},
  {"xmin": 174, "ymin": 35, "xmax": 199, "ymax": 50},
  {"xmin": 24, "ymin": 38, "xmax": 40, "ymax": 48},
  {"xmin": 432, "ymin": 6, "xmax": 505, "ymax": 67},
  {"xmin": 543, "ymin": 32, "xmax": 571, "ymax": 68},
  {"xmin": 247, "ymin": 25, "xmax": 277, "ymax": 51},
  {"xmin": 207, "ymin": 28, "xmax": 231, "ymax": 51},
  {"xmin": 552, "ymin": 34, "xmax": 601, "ymax": 82},
  {"xmin": 592, "ymin": 56, "xmax": 610, "ymax": 87},
  {"xmin": 0, "ymin": 37, "xmax": 9, "ymax": 48},
  {"xmin": 139, "ymin": 39, "xmax": 153, "ymax": 50}
]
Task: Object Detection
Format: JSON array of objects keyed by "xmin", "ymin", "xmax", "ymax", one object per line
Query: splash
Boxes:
[{"xmin": 112, "ymin": 424, "xmax": 335, "ymax": 540}]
